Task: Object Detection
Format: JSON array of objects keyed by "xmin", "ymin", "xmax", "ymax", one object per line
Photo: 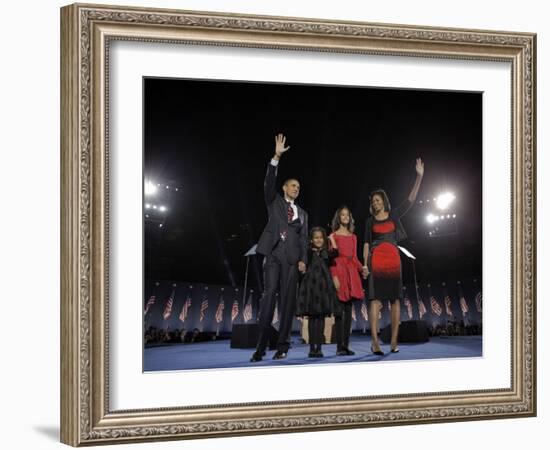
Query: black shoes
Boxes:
[
  {"xmin": 273, "ymin": 351, "xmax": 288, "ymax": 360},
  {"xmin": 309, "ymin": 347, "xmax": 324, "ymax": 358},
  {"xmin": 336, "ymin": 347, "xmax": 355, "ymax": 356},
  {"xmin": 250, "ymin": 351, "xmax": 264, "ymax": 362},
  {"xmin": 371, "ymin": 345, "xmax": 384, "ymax": 356}
]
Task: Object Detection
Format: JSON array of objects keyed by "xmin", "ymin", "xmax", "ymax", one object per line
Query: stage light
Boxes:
[
  {"xmin": 453, "ymin": 214, "xmax": 456, "ymax": 218},
  {"xmin": 447, "ymin": 214, "xmax": 451, "ymax": 218},
  {"xmin": 153, "ymin": 205, "xmax": 157, "ymax": 209},
  {"xmin": 426, "ymin": 214, "xmax": 437, "ymax": 224},
  {"xmin": 145, "ymin": 203, "xmax": 151, "ymax": 209},
  {"xmin": 440, "ymin": 215, "xmax": 444, "ymax": 220},
  {"xmin": 435, "ymin": 192, "xmax": 455, "ymax": 210},
  {"xmin": 159, "ymin": 224, "xmax": 163, "ymax": 228},
  {"xmin": 145, "ymin": 181, "xmax": 157, "ymax": 196},
  {"xmin": 166, "ymin": 185, "xmax": 169, "ymax": 189},
  {"xmin": 159, "ymin": 206, "xmax": 167, "ymax": 212}
]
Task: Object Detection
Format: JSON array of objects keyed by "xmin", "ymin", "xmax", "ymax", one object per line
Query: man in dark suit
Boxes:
[{"xmin": 250, "ymin": 134, "xmax": 308, "ymax": 362}]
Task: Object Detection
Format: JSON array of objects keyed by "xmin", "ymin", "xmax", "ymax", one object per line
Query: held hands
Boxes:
[
  {"xmin": 274, "ymin": 133, "xmax": 290, "ymax": 159},
  {"xmin": 415, "ymin": 158, "xmax": 425, "ymax": 177},
  {"xmin": 298, "ymin": 261, "xmax": 306, "ymax": 273}
]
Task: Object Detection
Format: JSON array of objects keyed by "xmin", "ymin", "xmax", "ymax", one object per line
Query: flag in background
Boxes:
[
  {"xmin": 199, "ymin": 295, "xmax": 209, "ymax": 322},
  {"xmin": 444, "ymin": 296, "xmax": 453, "ymax": 317},
  {"xmin": 460, "ymin": 296, "xmax": 469, "ymax": 316},
  {"xmin": 404, "ymin": 296, "xmax": 413, "ymax": 320},
  {"xmin": 243, "ymin": 301, "xmax": 252, "ymax": 323},
  {"xmin": 475, "ymin": 292, "xmax": 483, "ymax": 313},
  {"xmin": 243, "ymin": 291, "xmax": 254, "ymax": 323},
  {"xmin": 215, "ymin": 296, "xmax": 225, "ymax": 324},
  {"xmin": 272, "ymin": 302, "xmax": 279, "ymax": 325},
  {"xmin": 178, "ymin": 294, "xmax": 192, "ymax": 323},
  {"xmin": 360, "ymin": 301, "xmax": 368, "ymax": 321},
  {"xmin": 231, "ymin": 296, "xmax": 239, "ymax": 323},
  {"xmin": 144, "ymin": 295, "xmax": 155, "ymax": 315},
  {"xmin": 418, "ymin": 298, "xmax": 427, "ymax": 318},
  {"xmin": 430, "ymin": 296, "xmax": 442, "ymax": 316},
  {"xmin": 163, "ymin": 293, "xmax": 174, "ymax": 320}
]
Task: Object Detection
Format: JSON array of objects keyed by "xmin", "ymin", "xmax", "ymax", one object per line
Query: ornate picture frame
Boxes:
[{"xmin": 60, "ymin": 3, "xmax": 536, "ymax": 446}]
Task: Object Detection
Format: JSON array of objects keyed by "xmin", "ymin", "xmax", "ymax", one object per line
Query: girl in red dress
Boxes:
[
  {"xmin": 329, "ymin": 206, "xmax": 364, "ymax": 356},
  {"xmin": 362, "ymin": 158, "xmax": 424, "ymax": 355}
]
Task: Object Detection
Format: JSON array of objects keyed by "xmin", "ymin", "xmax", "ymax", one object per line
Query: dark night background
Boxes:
[{"xmin": 144, "ymin": 77, "xmax": 482, "ymax": 291}]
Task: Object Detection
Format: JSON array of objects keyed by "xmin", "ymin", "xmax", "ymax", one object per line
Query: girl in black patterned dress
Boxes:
[{"xmin": 296, "ymin": 227, "xmax": 338, "ymax": 357}]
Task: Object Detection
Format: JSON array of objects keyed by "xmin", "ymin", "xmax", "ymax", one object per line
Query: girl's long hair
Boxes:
[{"xmin": 331, "ymin": 206, "xmax": 355, "ymax": 233}]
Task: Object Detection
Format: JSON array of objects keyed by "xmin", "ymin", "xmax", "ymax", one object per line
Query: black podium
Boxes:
[
  {"xmin": 230, "ymin": 323, "xmax": 279, "ymax": 349},
  {"xmin": 380, "ymin": 320, "xmax": 429, "ymax": 343}
]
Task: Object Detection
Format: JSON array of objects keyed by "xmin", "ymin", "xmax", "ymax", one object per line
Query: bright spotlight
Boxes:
[
  {"xmin": 453, "ymin": 214, "xmax": 456, "ymax": 218},
  {"xmin": 153, "ymin": 205, "xmax": 157, "ymax": 209},
  {"xmin": 145, "ymin": 181, "xmax": 157, "ymax": 196},
  {"xmin": 159, "ymin": 206, "xmax": 167, "ymax": 212},
  {"xmin": 426, "ymin": 214, "xmax": 437, "ymax": 224},
  {"xmin": 145, "ymin": 203, "xmax": 151, "ymax": 209},
  {"xmin": 436, "ymin": 192, "xmax": 455, "ymax": 210}
]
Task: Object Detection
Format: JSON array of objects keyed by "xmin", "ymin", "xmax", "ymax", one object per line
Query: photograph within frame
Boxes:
[{"xmin": 142, "ymin": 77, "xmax": 483, "ymax": 373}]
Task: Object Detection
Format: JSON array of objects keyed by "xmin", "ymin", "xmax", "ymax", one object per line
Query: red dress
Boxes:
[{"xmin": 329, "ymin": 233, "xmax": 365, "ymax": 302}]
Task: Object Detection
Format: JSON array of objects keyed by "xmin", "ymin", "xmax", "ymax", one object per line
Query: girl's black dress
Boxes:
[{"xmin": 296, "ymin": 248, "xmax": 337, "ymax": 317}]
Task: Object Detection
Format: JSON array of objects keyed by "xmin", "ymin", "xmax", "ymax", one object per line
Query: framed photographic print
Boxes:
[{"xmin": 60, "ymin": 2, "xmax": 536, "ymax": 446}]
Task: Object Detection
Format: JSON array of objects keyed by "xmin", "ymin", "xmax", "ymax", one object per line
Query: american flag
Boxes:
[
  {"xmin": 403, "ymin": 297, "xmax": 413, "ymax": 320},
  {"xmin": 162, "ymin": 294, "xmax": 174, "ymax": 320},
  {"xmin": 178, "ymin": 294, "xmax": 192, "ymax": 323},
  {"xmin": 351, "ymin": 303, "xmax": 357, "ymax": 321},
  {"xmin": 460, "ymin": 296, "xmax": 469, "ymax": 316},
  {"xmin": 144, "ymin": 295, "xmax": 155, "ymax": 315},
  {"xmin": 360, "ymin": 301, "xmax": 368, "ymax": 321},
  {"xmin": 231, "ymin": 296, "xmax": 239, "ymax": 323},
  {"xmin": 475, "ymin": 292, "xmax": 482, "ymax": 313},
  {"xmin": 418, "ymin": 298, "xmax": 427, "ymax": 318},
  {"xmin": 199, "ymin": 295, "xmax": 209, "ymax": 322},
  {"xmin": 215, "ymin": 297, "xmax": 225, "ymax": 324},
  {"xmin": 430, "ymin": 296, "xmax": 442, "ymax": 316},
  {"xmin": 243, "ymin": 299, "xmax": 253, "ymax": 323},
  {"xmin": 444, "ymin": 296, "xmax": 453, "ymax": 317},
  {"xmin": 272, "ymin": 302, "xmax": 279, "ymax": 325}
]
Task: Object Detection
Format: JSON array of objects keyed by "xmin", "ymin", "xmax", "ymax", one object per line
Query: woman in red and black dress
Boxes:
[
  {"xmin": 329, "ymin": 206, "xmax": 364, "ymax": 356},
  {"xmin": 362, "ymin": 158, "xmax": 424, "ymax": 355}
]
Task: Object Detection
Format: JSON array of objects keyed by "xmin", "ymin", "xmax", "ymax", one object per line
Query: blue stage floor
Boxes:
[{"xmin": 144, "ymin": 335, "xmax": 482, "ymax": 372}]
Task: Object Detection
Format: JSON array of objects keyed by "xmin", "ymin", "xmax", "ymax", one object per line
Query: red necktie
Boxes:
[{"xmin": 287, "ymin": 202, "xmax": 293, "ymax": 223}]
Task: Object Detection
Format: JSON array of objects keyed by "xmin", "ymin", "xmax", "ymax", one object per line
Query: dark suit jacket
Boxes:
[{"xmin": 256, "ymin": 162, "xmax": 308, "ymax": 264}]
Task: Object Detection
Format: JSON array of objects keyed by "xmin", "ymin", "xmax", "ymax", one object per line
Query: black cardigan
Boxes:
[{"xmin": 364, "ymin": 199, "xmax": 413, "ymax": 246}]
